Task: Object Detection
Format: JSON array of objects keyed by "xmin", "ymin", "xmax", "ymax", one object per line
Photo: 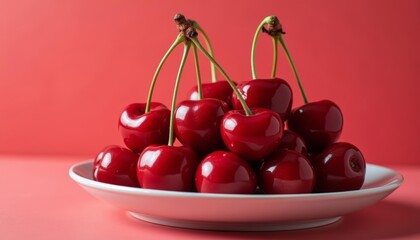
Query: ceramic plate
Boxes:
[{"xmin": 69, "ymin": 160, "xmax": 403, "ymax": 231}]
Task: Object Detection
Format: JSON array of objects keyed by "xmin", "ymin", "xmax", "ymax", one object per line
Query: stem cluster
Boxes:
[
  {"xmin": 147, "ymin": 14, "xmax": 253, "ymax": 146},
  {"xmin": 251, "ymin": 16, "xmax": 309, "ymax": 104}
]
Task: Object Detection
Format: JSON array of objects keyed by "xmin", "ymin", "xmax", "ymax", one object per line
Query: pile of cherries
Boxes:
[{"xmin": 93, "ymin": 14, "xmax": 366, "ymax": 194}]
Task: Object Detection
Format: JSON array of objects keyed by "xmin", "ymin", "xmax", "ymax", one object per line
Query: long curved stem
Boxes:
[
  {"xmin": 192, "ymin": 44, "xmax": 203, "ymax": 100},
  {"xmin": 168, "ymin": 42, "xmax": 191, "ymax": 146},
  {"xmin": 145, "ymin": 34, "xmax": 184, "ymax": 113},
  {"xmin": 278, "ymin": 35, "xmax": 308, "ymax": 104},
  {"xmin": 271, "ymin": 36, "xmax": 278, "ymax": 78},
  {"xmin": 192, "ymin": 21, "xmax": 217, "ymax": 82},
  {"xmin": 191, "ymin": 38, "xmax": 253, "ymax": 116},
  {"xmin": 251, "ymin": 16, "xmax": 273, "ymax": 80}
]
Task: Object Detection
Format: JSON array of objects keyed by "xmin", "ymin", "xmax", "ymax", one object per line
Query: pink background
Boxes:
[{"xmin": 0, "ymin": 0, "xmax": 419, "ymax": 165}]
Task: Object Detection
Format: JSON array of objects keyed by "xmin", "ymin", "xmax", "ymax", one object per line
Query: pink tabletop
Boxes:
[{"xmin": 0, "ymin": 155, "xmax": 419, "ymax": 240}]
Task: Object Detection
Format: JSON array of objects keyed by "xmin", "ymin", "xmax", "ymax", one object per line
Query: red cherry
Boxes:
[
  {"xmin": 93, "ymin": 145, "xmax": 139, "ymax": 187},
  {"xmin": 118, "ymin": 102, "xmax": 170, "ymax": 153},
  {"xmin": 186, "ymin": 81, "xmax": 234, "ymax": 109},
  {"xmin": 312, "ymin": 142, "xmax": 366, "ymax": 192},
  {"xmin": 137, "ymin": 145, "xmax": 199, "ymax": 192},
  {"xmin": 231, "ymin": 78, "xmax": 293, "ymax": 121},
  {"xmin": 277, "ymin": 130, "xmax": 308, "ymax": 156},
  {"xmin": 174, "ymin": 99, "xmax": 229, "ymax": 154},
  {"xmin": 195, "ymin": 151, "xmax": 257, "ymax": 194},
  {"xmin": 287, "ymin": 100, "xmax": 343, "ymax": 153},
  {"xmin": 220, "ymin": 108, "xmax": 283, "ymax": 161},
  {"xmin": 259, "ymin": 150, "xmax": 314, "ymax": 194}
]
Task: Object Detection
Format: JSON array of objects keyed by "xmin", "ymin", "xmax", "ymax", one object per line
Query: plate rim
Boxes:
[{"xmin": 69, "ymin": 160, "xmax": 404, "ymax": 200}]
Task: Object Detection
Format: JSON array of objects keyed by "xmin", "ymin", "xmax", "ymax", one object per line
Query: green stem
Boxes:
[
  {"xmin": 278, "ymin": 35, "xmax": 308, "ymax": 104},
  {"xmin": 251, "ymin": 16, "xmax": 273, "ymax": 80},
  {"xmin": 145, "ymin": 34, "xmax": 184, "ymax": 113},
  {"xmin": 191, "ymin": 21, "xmax": 217, "ymax": 82},
  {"xmin": 168, "ymin": 42, "xmax": 191, "ymax": 146},
  {"xmin": 191, "ymin": 38, "xmax": 253, "ymax": 116},
  {"xmin": 271, "ymin": 36, "xmax": 278, "ymax": 78},
  {"xmin": 192, "ymin": 44, "xmax": 203, "ymax": 99}
]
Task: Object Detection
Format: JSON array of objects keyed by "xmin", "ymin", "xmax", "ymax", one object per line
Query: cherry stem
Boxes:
[
  {"xmin": 191, "ymin": 20, "xmax": 217, "ymax": 83},
  {"xmin": 278, "ymin": 35, "xmax": 308, "ymax": 104},
  {"xmin": 145, "ymin": 34, "xmax": 184, "ymax": 113},
  {"xmin": 192, "ymin": 44, "xmax": 203, "ymax": 99},
  {"xmin": 191, "ymin": 37, "xmax": 253, "ymax": 116},
  {"xmin": 271, "ymin": 37, "xmax": 278, "ymax": 78},
  {"xmin": 168, "ymin": 41, "xmax": 191, "ymax": 146},
  {"xmin": 251, "ymin": 16, "xmax": 273, "ymax": 80}
]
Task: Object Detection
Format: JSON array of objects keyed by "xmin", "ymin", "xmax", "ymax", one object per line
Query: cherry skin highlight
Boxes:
[
  {"xmin": 259, "ymin": 150, "xmax": 315, "ymax": 194},
  {"xmin": 287, "ymin": 100, "xmax": 343, "ymax": 153},
  {"xmin": 118, "ymin": 102, "xmax": 170, "ymax": 153},
  {"xmin": 195, "ymin": 151, "xmax": 257, "ymax": 194},
  {"xmin": 174, "ymin": 99, "xmax": 229, "ymax": 155},
  {"xmin": 232, "ymin": 78, "xmax": 293, "ymax": 121},
  {"xmin": 93, "ymin": 145, "xmax": 139, "ymax": 187},
  {"xmin": 137, "ymin": 145, "xmax": 199, "ymax": 192},
  {"xmin": 312, "ymin": 142, "xmax": 366, "ymax": 192}
]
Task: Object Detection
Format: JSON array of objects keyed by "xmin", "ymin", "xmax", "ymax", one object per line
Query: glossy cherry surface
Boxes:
[
  {"xmin": 93, "ymin": 145, "xmax": 139, "ymax": 187},
  {"xmin": 312, "ymin": 142, "xmax": 366, "ymax": 193},
  {"xmin": 259, "ymin": 150, "xmax": 314, "ymax": 194},
  {"xmin": 277, "ymin": 130, "xmax": 308, "ymax": 156},
  {"xmin": 118, "ymin": 102, "xmax": 170, "ymax": 153},
  {"xmin": 186, "ymin": 81, "xmax": 234, "ymax": 109},
  {"xmin": 174, "ymin": 99, "xmax": 229, "ymax": 155},
  {"xmin": 137, "ymin": 145, "xmax": 199, "ymax": 192},
  {"xmin": 220, "ymin": 108, "xmax": 283, "ymax": 161},
  {"xmin": 195, "ymin": 151, "xmax": 257, "ymax": 194},
  {"xmin": 231, "ymin": 78, "xmax": 293, "ymax": 121},
  {"xmin": 287, "ymin": 100, "xmax": 343, "ymax": 153}
]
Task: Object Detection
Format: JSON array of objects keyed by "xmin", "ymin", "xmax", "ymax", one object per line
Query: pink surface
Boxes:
[
  {"xmin": 0, "ymin": 155, "xmax": 419, "ymax": 239},
  {"xmin": 1, "ymin": 0, "xmax": 420, "ymax": 165}
]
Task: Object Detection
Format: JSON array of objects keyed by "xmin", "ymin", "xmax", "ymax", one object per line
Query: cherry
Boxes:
[
  {"xmin": 175, "ymin": 19, "xmax": 231, "ymax": 156},
  {"xmin": 175, "ymin": 28, "xmax": 231, "ymax": 156},
  {"xmin": 277, "ymin": 130, "xmax": 308, "ymax": 156},
  {"xmin": 93, "ymin": 145, "xmax": 139, "ymax": 187},
  {"xmin": 220, "ymin": 108, "xmax": 283, "ymax": 161},
  {"xmin": 287, "ymin": 100, "xmax": 343, "ymax": 153},
  {"xmin": 137, "ymin": 27, "xmax": 200, "ymax": 192},
  {"xmin": 231, "ymin": 78, "xmax": 293, "ymax": 120},
  {"xmin": 187, "ymin": 81, "xmax": 234, "ymax": 109},
  {"xmin": 118, "ymin": 19, "xmax": 187, "ymax": 154},
  {"xmin": 239, "ymin": 17, "xmax": 293, "ymax": 121},
  {"xmin": 118, "ymin": 102, "xmax": 170, "ymax": 153},
  {"xmin": 137, "ymin": 145, "xmax": 199, "ymax": 191},
  {"xmin": 174, "ymin": 99, "xmax": 229, "ymax": 154},
  {"xmin": 259, "ymin": 150, "xmax": 314, "ymax": 194},
  {"xmin": 195, "ymin": 151, "xmax": 257, "ymax": 194},
  {"xmin": 312, "ymin": 142, "xmax": 366, "ymax": 192}
]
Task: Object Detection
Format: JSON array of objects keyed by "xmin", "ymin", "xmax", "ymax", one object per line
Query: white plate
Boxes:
[{"xmin": 69, "ymin": 160, "xmax": 403, "ymax": 231}]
